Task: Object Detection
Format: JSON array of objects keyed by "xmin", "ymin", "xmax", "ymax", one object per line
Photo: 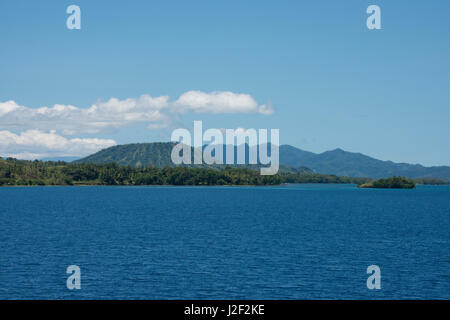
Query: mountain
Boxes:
[
  {"xmin": 74, "ymin": 142, "xmax": 312, "ymax": 174},
  {"xmin": 74, "ymin": 142, "xmax": 176, "ymax": 168},
  {"xmin": 280, "ymin": 145, "xmax": 450, "ymax": 180},
  {"xmin": 74, "ymin": 142, "xmax": 450, "ymax": 180}
]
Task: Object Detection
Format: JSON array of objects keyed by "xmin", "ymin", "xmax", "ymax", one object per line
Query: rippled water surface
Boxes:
[{"xmin": 0, "ymin": 184, "xmax": 449, "ymax": 299}]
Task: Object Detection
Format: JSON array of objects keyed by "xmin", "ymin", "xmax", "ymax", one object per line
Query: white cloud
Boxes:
[
  {"xmin": 257, "ymin": 103, "xmax": 274, "ymax": 115},
  {"xmin": 0, "ymin": 130, "xmax": 116, "ymax": 160},
  {"xmin": 0, "ymin": 100, "xmax": 21, "ymax": 116},
  {"xmin": 0, "ymin": 95, "xmax": 169, "ymax": 135},
  {"xmin": 0, "ymin": 91, "xmax": 273, "ymax": 135},
  {"xmin": 173, "ymin": 91, "xmax": 271, "ymax": 114}
]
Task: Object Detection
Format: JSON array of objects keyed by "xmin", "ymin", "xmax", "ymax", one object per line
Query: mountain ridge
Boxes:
[{"xmin": 74, "ymin": 142, "xmax": 450, "ymax": 180}]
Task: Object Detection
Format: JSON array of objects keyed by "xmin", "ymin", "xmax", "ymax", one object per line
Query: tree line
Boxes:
[{"xmin": 0, "ymin": 158, "xmax": 371, "ymax": 186}]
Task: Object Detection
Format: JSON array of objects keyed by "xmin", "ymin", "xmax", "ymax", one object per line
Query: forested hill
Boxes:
[
  {"xmin": 74, "ymin": 142, "xmax": 177, "ymax": 168},
  {"xmin": 73, "ymin": 142, "xmax": 311, "ymax": 174},
  {"xmin": 74, "ymin": 142, "xmax": 450, "ymax": 180}
]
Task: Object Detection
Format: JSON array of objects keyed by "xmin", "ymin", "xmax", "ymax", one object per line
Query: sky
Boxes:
[{"xmin": 0, "ymin": 0, "xmax": 449, "ymax": 165}]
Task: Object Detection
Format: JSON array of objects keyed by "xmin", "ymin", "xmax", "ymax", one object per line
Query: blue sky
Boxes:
[{"xmin": 0, "ymin": 0, "xmax": 449, "ymax": 165}]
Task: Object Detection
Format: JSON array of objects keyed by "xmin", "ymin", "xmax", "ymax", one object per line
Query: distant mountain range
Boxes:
[
  {"xmin": 279, "ymin": 145, "xmax": 450, "ymax": 180},
  {"xmin": 41, "ymin": 156, "xmax": 81, "ymax": 162},
  {"xmin": 74, "ymin": 142, "xmax": 450, "ymax": 180}
]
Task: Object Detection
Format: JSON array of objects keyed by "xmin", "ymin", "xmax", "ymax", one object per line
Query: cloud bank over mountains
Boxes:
[{"xmin": 0, "ymin": 91, "xmax": 273, "ymax": 159}]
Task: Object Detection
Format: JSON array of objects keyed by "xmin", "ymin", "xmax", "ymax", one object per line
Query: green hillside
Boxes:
[
  {"xmin": 74, "ymin": 142, "xmax": 311, "ymax": 174},
  {"xmin": 74, "ymin": 142, "xmax": 176, "ymax": 167}
]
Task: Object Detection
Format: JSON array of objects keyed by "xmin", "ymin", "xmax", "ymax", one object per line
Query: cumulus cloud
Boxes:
[
  {"xmin": 0, "ymin": 96, "xmax": 169, "ymax": 135},
  {"xmin": 0, "ymin": 130, "xmax": 116, "ymax": 160},
  {"xmin": 0, "ymin": 91, "xmax": 273, "ymax": 135},
  {"xmin": 173, "ymin": 91, "xmax": 272, "ymax": 114}
]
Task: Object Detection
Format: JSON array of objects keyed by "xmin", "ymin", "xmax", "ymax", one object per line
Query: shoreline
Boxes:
[{"xmin": 1, "ymin": 183, "xmax": 449, "ymax": 188}]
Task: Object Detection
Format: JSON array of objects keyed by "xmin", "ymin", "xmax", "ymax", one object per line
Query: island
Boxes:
[{"xmin": 358, "ymin": 176, "xmax": 416, "ymax": 189}]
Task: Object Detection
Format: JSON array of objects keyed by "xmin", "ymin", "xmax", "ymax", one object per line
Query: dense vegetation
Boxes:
[
  {"xmin": 74, "ymin": 142, "xmax": 177, "ymax": 168},
  {"xmin": 358, "ymin": 176, "xmax": 416, "ymax": 189},
  {"xmin": 0, "ymin": 158, "xmax": 370, "ymax": 186}
]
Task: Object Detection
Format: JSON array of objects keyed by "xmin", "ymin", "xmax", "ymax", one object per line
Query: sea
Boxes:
[{"xmin": 0, "ymin": 184, "xmax": 449, "ymax": 299}]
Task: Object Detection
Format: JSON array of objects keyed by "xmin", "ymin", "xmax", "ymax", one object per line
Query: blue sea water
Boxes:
[{"xmin": 0, "ymin": 184, "xmax": 449, "ymax": 299}]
